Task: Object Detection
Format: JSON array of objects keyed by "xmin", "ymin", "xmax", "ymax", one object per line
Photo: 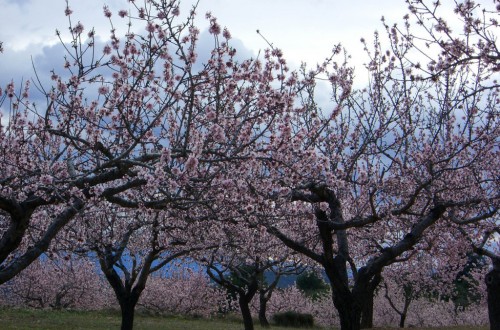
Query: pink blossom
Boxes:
[
  {"xmin": 21, "ymin": 80, "xmax": 30, "ymax": 99},
  {"xmin": 64, "ymin": 6, "xmax": 73, "ymax": 16},
  {"xmin": 72, "ymin": 22, "xmax": 84, "ymax": 35},
  {"xmin": 146, "ymin": 22, "xmax": 155, "ymax": 33},
  {"xmin": 185, "ymin": 155, "xmax": 198, "ymax": 172},
  {"xmin": 40, "ymin": 175, "xmax": 53, "ymax": 185},
  {"xmin": 161, "ymin": 148, "xmax": 171, "ymax": 163},
  {"xmin": 140, "ymin": 271, "xmax": 227, "ymax": 317},
  {"xmin": 209, "ymin": 21, "xmax": 221, "ymax": 35},
  {"xmin": 98, "ymin": 86, "xmax": 109, "ymax": 95},
  {"xmin": 206, "ymin": 109, "xmax": 216, "ymax": 121},
  {"xmin": 3, "ymin": 257, "xmax": 112, "ymax": 310},
  {"xmin": 210, "ymin": 124, "xmax": 225, "ymax": 143},
  {"xmin": 118, "ymin": 10, "xmax": 128, "ymax": 18},
  {"xmin": 103, "ymin": 45, "xmax": 112, "ymax": 55},
  {"xmin": 6, "ymin": 81, "xmax": 14, "ymax": 98},
  {"xmin": 223, "ymin": 27, "xmax": 231, "ymax": 40},
  {"xmin": 171, "ymin": 167, "xmax": 181, "ymax": 176},
  {"xmin": 103, "ymin": 6, "xmax": 112, "ymax": 18}
]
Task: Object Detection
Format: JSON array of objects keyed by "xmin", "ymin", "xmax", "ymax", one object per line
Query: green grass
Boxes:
[
  {"xmin": 0, "ymin": 308, "xmax": 489, "ymax": 330},
  {"xmin": 374, "ymin": 328, "xmax": 487, "ymax": 330},
  {"xmin": 0, "ymin": 308, "xmax": 311, "ymax": 330},
  {"xmin": 373, "ymin": 327, "xmax": 489, "ymax": 330}
]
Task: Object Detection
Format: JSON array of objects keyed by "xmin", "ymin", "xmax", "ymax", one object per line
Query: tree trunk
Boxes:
[
  {"xmin": 325, "ymin": 259, "xmax": 362, "ymax": 330},
  {"xmin": 399, "ymin": 313, "xmax": 407, "ymax": 328},
  {"xmin": 99, "ymin": 260, "xmax": 139, "ymax": 330},
  {"xmin": 258, "ymin": 292, "xmax": 270, "ymax": 328},
  {"xmin": 399, "ymin": 293, "xmax": 412, "ymax": 328},
  {"xmin": 332, "ymin": 291, "xmax": 362, "ymax": 330},
  {"xmin": 486, "ymin": 268, "xmax": 500, "ymax": 330},
  {"xmin": 383, "ymin": 280, "xmax": 412, "ymax": 328},
  {"xmin": 337, "ymin": 304, "xmax": 362, "ymax": 330},
  {"xmin": 119, "ymin": 297, "xmax": 137, "ymax": 330},
  {"xmin": 239, "ymin": 295, "xmax": 254, "ymax": 330},
  {"xmin": 360, "ymin": 293, "xmax": 374, "ymax": 329},
  {"xmin": 360, "ymin": 273, "xmax": 381, "ymax": 329}
]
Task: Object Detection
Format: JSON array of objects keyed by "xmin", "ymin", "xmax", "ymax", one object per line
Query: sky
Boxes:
[
  {"xmin": 3, "ymin": 0, "xmax": 488, "ymax": 118},
  {"xmin": 0, "ymin": 0, "xmax": 412, "ymax": 86}
]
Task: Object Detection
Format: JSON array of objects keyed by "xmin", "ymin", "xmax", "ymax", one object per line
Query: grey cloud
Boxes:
[{"xmin": 1, "ymin": 26, "xmax": 257, "ymax": 107}]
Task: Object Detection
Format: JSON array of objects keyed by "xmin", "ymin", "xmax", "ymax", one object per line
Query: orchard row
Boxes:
[{"xmin": 0, "ymin": 1, "xmax": 498, "ymax": 330}]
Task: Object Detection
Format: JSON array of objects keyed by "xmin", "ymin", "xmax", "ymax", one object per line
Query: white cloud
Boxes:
[
  {"xmin": 0, "ymin": 0, "xmax": 430, "ymax": 94},
  {"xmin": 0, "ymin": 0, "xmax": 410, "ymax": 61},
  {"xmin": 187, "ymin": 0, "xmax": 408, "ymax": 66}
]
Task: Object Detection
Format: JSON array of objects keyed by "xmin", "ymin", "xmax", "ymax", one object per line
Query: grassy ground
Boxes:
[
  {"xmin": 0, "ymin": 308, "xmax": 310, "ymax": 330},
  {"xmin": 0, "ymin": 308, "xmax": 489, "ymax": 330}
]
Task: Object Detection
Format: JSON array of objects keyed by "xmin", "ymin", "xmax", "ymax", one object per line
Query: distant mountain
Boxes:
[{"xmin": 264, "ymin": 271, "xmax": 298, "ymax": 288}]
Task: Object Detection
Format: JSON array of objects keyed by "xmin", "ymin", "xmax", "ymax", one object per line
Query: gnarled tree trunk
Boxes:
[
  {"xmin": 360, "ymin": 273, "xmax": 381, "ymax": 329},
  {"xmin": 326, "ymin": 264, "xmax": 363, "ymax": 330}
]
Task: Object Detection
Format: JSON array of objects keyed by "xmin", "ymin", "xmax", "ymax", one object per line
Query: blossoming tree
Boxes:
[
  {"xmin": 250, "ymin": 1, "xmax": 499, "ymax": 329},
  {"xmin": 1, "ymin": 254, "xmax": 111, "ymax": 310},
  {"xmin": 73, "ymin": 205, "xmax": 211, "ymax": 330},
  {"xmin": 0, "ymin": 0, "xmax": 297, "ymax": 294},
  {"xmin": 138, "ymin": 268, "xmax": 229, "ymax": 317},
  {"xmin": 0, "ymin": 1, "xmax": 498, "ymax": 330},
  {"xmin": 201, "ymin": 218, "xmax": 304, "ymax": 330}
]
